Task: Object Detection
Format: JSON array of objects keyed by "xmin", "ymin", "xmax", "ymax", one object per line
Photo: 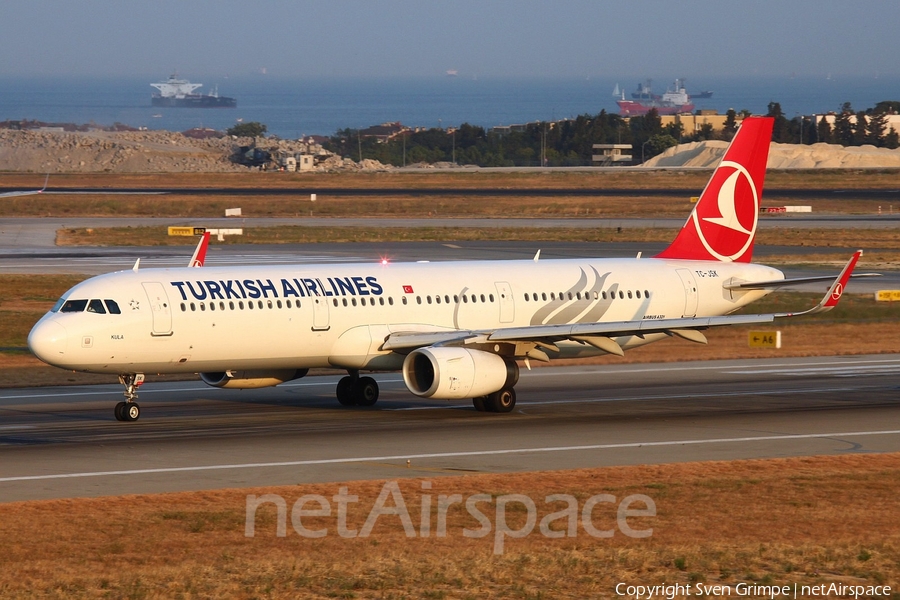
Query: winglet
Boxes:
[
  {"xmin": 188, "ymin": 231, "xmax": 211, "ymax": 267},
  {"xmin": 39, "ymin": 174, "xmax": 49, "ymax": 193},
  {"xmin": 776, "ymin": 250, "xmax": 862, "ymax": 317}
]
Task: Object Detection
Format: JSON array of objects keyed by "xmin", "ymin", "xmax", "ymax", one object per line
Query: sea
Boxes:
[{"xmin": 1, "ymin": 74, "xmax": 897, "ymax": 140}]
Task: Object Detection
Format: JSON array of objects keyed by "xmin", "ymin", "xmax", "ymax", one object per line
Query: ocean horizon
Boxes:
[{"xmin": 1, "ymin": 74, "xmax": 897, "ymax": 140}]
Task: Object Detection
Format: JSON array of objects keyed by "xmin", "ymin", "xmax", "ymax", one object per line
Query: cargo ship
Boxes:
[
  {"xmin": 150, "ymin": 74, "xmax": 236, "ymax": 108},
  {"xmin": 616, "ymin": 79, "xmax": 694, "ymax": 116}
]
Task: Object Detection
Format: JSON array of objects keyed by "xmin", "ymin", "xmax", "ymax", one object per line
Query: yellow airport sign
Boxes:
[
  {"xmin": 875, "ymin": 290, "xmax": 900, "ymax": 302},
  {"xmin": 168, "ymin": 226, "xmax": 206, "ymax": 237},
  {"xmin": 749, "ymin": 330, "xmax": 781, "ymax": 349}
]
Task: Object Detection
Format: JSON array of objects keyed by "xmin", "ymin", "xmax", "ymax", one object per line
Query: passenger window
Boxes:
[
  {"xmin": 267, "ymin": 300, "xmax": 273, "ymax": 309},
  {"xmin": 200, "ymin": 303, "xmax": 206, "ymax": 311},
  {"xmin": 248, "ymin": 301, "xmax": 253, "ymax": 310},
  {"xmin": 454, "ymin": 295, "xmax": 459, "ymax": 303},
  {"xmin": 258, "ymin": 300, "xmax": 264, "ymax": 309},
  {"xmin": 105, "ymin": 299, "xmax": 121, "ymax": 314},
  {"xmin": 209, "ymin": 302, "xmax": 216, "ymax": 311},
  {"xmin": 619, "ymin": 291, "xmax": 624, "ymax": 299},
  {"xmin": 229, "ymin": 301, "xmax": 235, "ymax": 310},
  {"xmin": 645, "ymin": 290, "xmax": 650, "ymax": 298},
  {"xmin": 286, "ymin": 300, "xmax": 292, "ymax": 308},
  {"xmin": 602, "ymin": 291, "xmax": 607, "ymax": 300},
  {"xmin": 402, "ymin": 297, "xmax": 407, "ymax": 305},
  {"xmin": 444, "ymin": 295, "xmax": 450, "ymax": 304},
  {"xmin": 480, "ymin": 294, "xmax": 486, "ymax": 302},
  {"xmin": 416, "ymin": 297, "xmax": 422, "ymax": 305},
  {"xmin": 219, "ymin": 301, "xmax": 225, "ymax": 310},
  {"xmin": 60, "ymin": 299, "xmax": 88, "ymax": 313},
  {"xmin": 379, "ymin": 297, "xmax": 384, "ymax": 306},
  {"xmin": 434, "ymin": 296, "xmax": 440, "ymax": 304},
  {"xmin": 239, "ymin": 301, "xmax": 244, "ymax": 310},
  {"xmin": 550, "ymin": 293, "xmax": 555, "ymax": 300},
  {"xmin": 628, "ymin": 291, "xmax": 633, "ymax": 299},
  {"xmin": 489, "ymin": 294, "xmax": 494, "ymax": 302},
  {"xmin": 389, "ymin": 297, "xmax": 394, "ymax": 305},
  {"xmin": 180, "ymin": 303, "xmax": 186, "ymax": 312},
  {"xmin": 190, "ymin": 303, "xmax": 196, "ymax": 311}
]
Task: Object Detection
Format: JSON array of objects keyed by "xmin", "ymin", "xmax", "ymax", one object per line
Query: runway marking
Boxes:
[
  {"xmin": 391, "ymin": 385, "xmax": 866, "ymax": 410},
  {"xmin": 2, "ymin": 429, "xmax": 898, "ymax": 483},
  {"xmin": 725, "ymin": 365, "xmax": 899, "ymax": 376}
]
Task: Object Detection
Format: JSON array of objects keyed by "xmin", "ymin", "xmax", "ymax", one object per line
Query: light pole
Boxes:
[{"xmin": 641, "ymin": 139, "xmax": 651, "ymax": 164}]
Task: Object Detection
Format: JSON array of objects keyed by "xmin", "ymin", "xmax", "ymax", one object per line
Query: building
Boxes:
[
  {"xmin": 591, "ymin": 144, "xmax": 633, "ymax": 166},
  {"xmin": 657, "ymin": 110, "xmax": 740, "ymax": 135}
]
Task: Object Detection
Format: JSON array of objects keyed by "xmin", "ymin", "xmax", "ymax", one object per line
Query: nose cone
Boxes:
[{"xmin": 28, "ymin": 319, "xmax": 68, "ymax": 365}]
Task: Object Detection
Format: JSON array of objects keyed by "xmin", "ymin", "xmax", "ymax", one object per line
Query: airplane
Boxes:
[
  {"xmin": 27, "ymin": 116, "xmax": 876, "ymax": 422},
  {"xmin": 0, "ymin": 174, "xmax": 49, "ymax": 197}
]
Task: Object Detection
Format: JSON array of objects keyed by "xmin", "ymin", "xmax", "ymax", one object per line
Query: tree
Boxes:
[
  {"xmin": 815, "ymin": 117, "xmax": 833, "ymax": 144},
  {"xmin": 767, "ymin": 102, "xmax": 790, "ymax": 143},
  {"xmin": 721, "ymin": 109, "xmax": 738, "ymax": 140},
  {"xmin": 885, "ymin": 127, "xmax": 900, "ymax": 149},
  {"xmin": 853, "ymin": 112, "xmax": 869, "ymax": 145},
  {"xmin": 867, "ymin": 111, "xmax": 888, "ymax": 146},
  {"xmin": 833, "ymin": 103, "xmax": 855, "ymax": 146},
  {"xmin": 226, "ymin": 122, "xmax": 267, "ymax": 138}
]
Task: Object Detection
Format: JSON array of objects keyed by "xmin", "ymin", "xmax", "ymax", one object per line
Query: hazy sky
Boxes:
[{"xmin": 2, "ymin": 0, "xmax": 897, "ymax": 79}]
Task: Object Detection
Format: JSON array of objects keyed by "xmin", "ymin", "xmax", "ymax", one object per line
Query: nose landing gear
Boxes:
[{"xmin": 115, "ymin": 373, "xmax": 144, "ymax": 422}]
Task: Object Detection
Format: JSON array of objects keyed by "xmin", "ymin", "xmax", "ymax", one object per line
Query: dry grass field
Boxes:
[{"xmin": 0, "ymin": 454, "xmax": 897, "ymax": 598}]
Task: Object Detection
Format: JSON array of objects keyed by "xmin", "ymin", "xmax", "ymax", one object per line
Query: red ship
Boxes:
[{"xmin": 616, "ymin": 79, "xmax": 694, "ymax": 116}]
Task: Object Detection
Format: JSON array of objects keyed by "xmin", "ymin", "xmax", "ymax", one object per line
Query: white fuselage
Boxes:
[{"xmin": 28, "ymin": 256, "xmax": 782, "ymax": 375}]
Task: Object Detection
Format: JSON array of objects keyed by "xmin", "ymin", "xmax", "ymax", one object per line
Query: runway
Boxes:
[
  {"xmin": 2, "ymin": 214, "xmax": 900, "ymax": 248},
  {"xmin": 1, "ymin": 354, "xmax": 898, "ymax": 502}
]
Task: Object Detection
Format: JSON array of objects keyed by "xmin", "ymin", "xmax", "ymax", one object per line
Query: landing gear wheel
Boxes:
[
  {"xmin": 472, "ymin": 397, "xmax": 487, "ymax": 412},
  {"xmin": 114, "ymin": 401, "xmax": 127, "ymax": 421},
  {"xmin": 354, "ymin": 376, "xmax": 379, "ymax": 407},
  {"xmin": 485, "ymin": 388, "xmax": 517, "ymax": 413},
  {"xmin": 123, "ymin": 402, "xmax": 141, "ymax": 422},
  {"xmin": 336, "ymin": 376, "xmax": 356, "ymax": 406}
]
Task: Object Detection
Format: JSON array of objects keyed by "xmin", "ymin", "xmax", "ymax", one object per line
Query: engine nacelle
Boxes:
[
  {"xmin": 200, "ymin": 368, "xmax": 308, "ymax": 389},
  {"xmin": 402, "ymin": 347, "xmax": 517, "ymax": 399}
]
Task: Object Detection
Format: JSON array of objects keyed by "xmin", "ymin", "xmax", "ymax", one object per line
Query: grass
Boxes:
[
  {"xmin": 0, "ymin": 453, "xmax": 898, "ymax": 598},
  {"xmin": 52, "ymin": 224, "xmax": 900, "ymax": 250},
  {"xmin": 4, "ymin": 168, "xmax": 900, "ymax": 190}
]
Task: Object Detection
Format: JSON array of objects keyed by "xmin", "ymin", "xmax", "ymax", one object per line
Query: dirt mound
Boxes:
[
  {"xmin": 0, "ymin": 129, "xmax": 390, "ymax": 173},
  {"xmin": 645, "ymin": 140, "xmax": 900, "ymax": 168}
]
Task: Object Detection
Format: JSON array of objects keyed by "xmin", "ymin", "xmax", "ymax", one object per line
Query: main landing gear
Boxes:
[
  {"xmin": 336, "ymin": 371, "xmax": 379, "ymax": 407},
  {"xmin": 115, "ymin": 373, "xmax": 144, "ymax": 422},
  {"xmin": 472, "ymin": 387, "xmax": 517, "ymax": 413}
]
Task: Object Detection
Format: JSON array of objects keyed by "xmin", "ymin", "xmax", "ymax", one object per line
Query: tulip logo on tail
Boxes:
[
  {"xmin": 655, "ymin": 116, "xmax": 773, "ymax": 264},
  {"xmin": 692, "ymin": 161, "xmax": 759, "ymax": 262}
]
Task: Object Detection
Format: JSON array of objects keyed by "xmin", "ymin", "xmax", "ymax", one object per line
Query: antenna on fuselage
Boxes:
[
  {"xmin": 132, "ymin": 258, "xmax": 140, "ymax": 271},
  {"xmin": 533, "ymin": 249, "xmax": 541, "ymax": 262}
]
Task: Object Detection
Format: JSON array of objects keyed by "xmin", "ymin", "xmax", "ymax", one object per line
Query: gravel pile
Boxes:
[{"xmin": 646, "ymin": 140, "xmax": 900, "ymax": 168}]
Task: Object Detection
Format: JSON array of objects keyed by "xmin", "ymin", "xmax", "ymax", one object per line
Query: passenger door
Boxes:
[{"xmin": 142, "ymin": 282, "xmax": 173, "ymax": 336}]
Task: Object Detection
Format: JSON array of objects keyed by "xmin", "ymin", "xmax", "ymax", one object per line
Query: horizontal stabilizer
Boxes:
[{"xmin": 725, "ymin": 272, "xmax": 880, "ymax": 290}]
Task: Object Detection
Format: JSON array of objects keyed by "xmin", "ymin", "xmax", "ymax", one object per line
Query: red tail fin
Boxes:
[
  {"xmin": 189, "ymin": 231, "xmax": 211, "ymax": 267},
  {"xmin": 655, "ymin": 116, "xmax": 773, "ymax": 263}
]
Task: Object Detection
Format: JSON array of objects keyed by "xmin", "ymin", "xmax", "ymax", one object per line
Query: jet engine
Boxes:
[
  {"xmin": 200, "ymin": 369, "xmax": 308, "ymax": 389},
  {"xmin": 402, "ymin": 347, "xmax": 518, "ymax": 399}
]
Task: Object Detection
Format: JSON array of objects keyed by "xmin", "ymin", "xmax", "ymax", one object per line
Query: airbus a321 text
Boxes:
[{"xmin": 28, "ymin": 117, "xmax": 876, "ymax": 421}]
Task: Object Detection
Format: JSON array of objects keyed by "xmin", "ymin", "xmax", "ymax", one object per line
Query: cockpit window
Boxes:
[
  {"xmin": 50, "ymin": 297, "xmax": 67, "ymax": 313},
  {"xmin": 105, "ymin": 299, "xmax": 121, "ymax": 314},
  {"xmin": 87, "ymin": 299, "xmax": 107, "ymax": 314},
  {"xmin": 60, "ymin": 299, "xmax": 88, "ymax": 313}
]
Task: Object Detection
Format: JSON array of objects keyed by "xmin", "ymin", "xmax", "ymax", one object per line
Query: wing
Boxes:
[{"xmin": 382, "ymin": 250, "xmax": 866, "ymax": 359}]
